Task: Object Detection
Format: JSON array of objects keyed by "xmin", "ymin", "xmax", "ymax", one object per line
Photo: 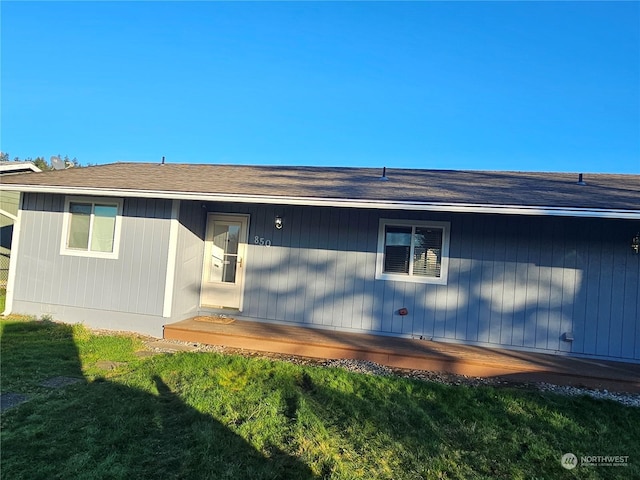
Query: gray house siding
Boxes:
[
  {"xmin": 11, "ymin": 194, "xmax": 639, "ymax": 360},
  {"xmin": 12, "ymin": 193, "xmax": 173, "ymax": 336},
  {"xmin": 170, "ymin": 200, "xmax": 206, "ymax": 322},
  {"xmin": 178, "ymin": 201, "xmax": 639, "ymax": 362}
]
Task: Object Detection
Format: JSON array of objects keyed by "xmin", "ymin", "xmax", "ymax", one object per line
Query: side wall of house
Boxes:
[
  {"xmin": 0, "ymin": 191, "xmax": 20, "ymax": 284},
  {"xmin": 177, "ymin": 201, "xmax": 640, "ymax": 362},
  {"xmin": 12, "ymin": 193, "xmax": 173, "ymax": 337}
]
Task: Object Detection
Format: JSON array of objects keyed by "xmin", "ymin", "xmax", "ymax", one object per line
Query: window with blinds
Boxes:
[
  {"xmin": 61, "ymin": 196, "xmax": 123, "ymax": 259},
  {"xmin": 376, "ymin": 219, "xmax": 450, "ymax": 284}
]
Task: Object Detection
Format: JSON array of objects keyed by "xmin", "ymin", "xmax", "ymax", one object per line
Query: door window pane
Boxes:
[
  {"xmin": 221, "ymin": 259, "xmax": 237, "ymax": 283},
  {"xmin": 225, "ymin": 225, "xmax": 240, "ymax": 255},
  {"xmin": 210, "ymin": 223, "xmax": 239, "ymax": 283}
]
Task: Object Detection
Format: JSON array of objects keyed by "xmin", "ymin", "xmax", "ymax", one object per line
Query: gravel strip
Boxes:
[
  {"xmin": 537, "ymin": 383, "xmax": 640, "ymax": 408},
  {"xmin": 143, "ymin": 339, "xmax": 640, "ymax": 408}
]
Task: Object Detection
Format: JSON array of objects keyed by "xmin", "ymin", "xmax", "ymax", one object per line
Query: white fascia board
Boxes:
[
  {"xmin": 0, "ymin": 163, "xmax": 42, "ymax": 173},
  {"xmin": 2, "ymin": 184, "xmax": 640, "ymax": 219}
]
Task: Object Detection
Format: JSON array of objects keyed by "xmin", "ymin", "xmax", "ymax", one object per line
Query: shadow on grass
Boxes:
[
  {"xmin": 0, "ymin": 320, "xmax": 315, "ymax": 479},
  {"xmin": 4, "ymin": 319, "xmax": 639, "ymax": 479},
  {"xmin": 291, "ymin": 368, "xmax": 640, "ymax": 479}
]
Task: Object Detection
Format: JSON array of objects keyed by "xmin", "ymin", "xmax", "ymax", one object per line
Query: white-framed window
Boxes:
[
  {"xmin": 375, "ymin": 219, "xmax": 450, "ymax": 285},
  {"xmin": 60, "ymin": 196, "xmax": 123, "ymax": 259}
]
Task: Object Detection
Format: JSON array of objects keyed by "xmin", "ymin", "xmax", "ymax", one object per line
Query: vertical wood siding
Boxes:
[
  {"xmin": 15, "ymin": 193, "xmax": 172, "ymax": 316},
  {"xmin": 178, "ymin": 201, "xmax": 639, "ymax": 361},
  {"xmin": 171, "ymin": 201, "xmax": 206, "ymax": 319},
  {"xmin": 17, "ymin": 195, "xmax": 638, "ymax": 361}
]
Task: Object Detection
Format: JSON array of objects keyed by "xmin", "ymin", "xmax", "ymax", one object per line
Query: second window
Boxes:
[{"xmin": 376, "ymin": 219, "xmax": 450, "ymax": 284}]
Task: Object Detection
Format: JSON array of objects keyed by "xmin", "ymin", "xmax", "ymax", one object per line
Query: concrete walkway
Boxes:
[{"xmin": 164, "ymin": 317, "xmax": 640, "ymax": 394}]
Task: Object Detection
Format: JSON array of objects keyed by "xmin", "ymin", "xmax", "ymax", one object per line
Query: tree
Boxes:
[{"xmin": 32, "ymin": 157, "xmax": 50, "ymax": 171}]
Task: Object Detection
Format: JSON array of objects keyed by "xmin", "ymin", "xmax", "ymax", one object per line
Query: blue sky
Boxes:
[{"xmin": 2, "ymin": 1, "xmax": 639, "ymax": 173}]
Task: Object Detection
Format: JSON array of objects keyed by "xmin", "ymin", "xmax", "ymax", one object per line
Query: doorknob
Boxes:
[{"xmin": 237, "ymin": 256, "xmax": 243, "ymax": 267}]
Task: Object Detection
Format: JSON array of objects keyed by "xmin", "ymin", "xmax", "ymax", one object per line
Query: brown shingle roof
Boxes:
[{"xmin": 1, "ymin": 162, "xmax": 639, "ymax": 211}]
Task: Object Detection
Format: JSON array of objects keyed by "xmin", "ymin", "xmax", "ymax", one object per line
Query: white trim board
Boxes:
[
  {"xmin": 162, "ymin": 200, "xmax": 181, "ymax": 318},
  {"xmin": 3, "ymin": 193, "xmax": 22, "ymax": 315},
  {"xmin": 0, "ymin": 209, "xmax": 18, "ymax": 221},
  {"xmin": 2, "ymin": 184, "xmax": 639, "ymax": 219}
]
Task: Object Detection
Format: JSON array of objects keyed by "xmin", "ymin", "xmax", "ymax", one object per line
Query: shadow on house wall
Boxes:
[
  {"xmin": 13, "ymin": 193, "xmax": 639, "ymax": 362},
  {"xmin": 188, "ymin": 201, "xmax": 639, "ymax": 361}
]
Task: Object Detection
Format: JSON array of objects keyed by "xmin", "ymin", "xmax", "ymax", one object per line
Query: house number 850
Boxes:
[{"xmin": 254, "ymin": 236, "xmax": 272, "ymax": 247}]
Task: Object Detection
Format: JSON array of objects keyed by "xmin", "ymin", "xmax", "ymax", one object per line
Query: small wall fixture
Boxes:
[
  {"xmin": 632, "ymin": 232, "xmax": 640, "ymax": 254},
  {"xmin": 398, "ymin": 307, "xmax": 408, "ymax": 316},
  {"xmin": 275, "ymin": 216, "xmax": 283, "ymax": 230}
]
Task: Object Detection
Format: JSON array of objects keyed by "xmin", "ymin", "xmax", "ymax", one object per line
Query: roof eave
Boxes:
[
  {"xmin": 0, "ymin": 163, "xmax": 42, "ymax": 174},
  {"xmin": 2, "ymin": 184, "xmax": 639, "ymax": 219}
]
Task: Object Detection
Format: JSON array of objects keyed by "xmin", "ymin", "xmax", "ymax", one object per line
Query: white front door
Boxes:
[{"xmin": 201, "ymin": 214, "xmax": 249, "ymax": 310}]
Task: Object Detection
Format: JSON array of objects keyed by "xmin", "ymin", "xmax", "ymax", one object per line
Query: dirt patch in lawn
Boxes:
[{"xmin": 94, "ymin": 360, "xmax": 127, "ymax": 371}]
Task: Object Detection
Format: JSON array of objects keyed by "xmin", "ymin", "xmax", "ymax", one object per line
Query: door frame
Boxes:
[{"xmin": 200, "ymin": 212, "xmax": 250, "ymax": 311}]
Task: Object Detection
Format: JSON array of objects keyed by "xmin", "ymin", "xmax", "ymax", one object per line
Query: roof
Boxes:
[
  {"xmin": 0, "ymin": 161, "xmax": 42, "ymax": 174},
  {"xmin": 1, "ymin": 162, "xmax": 639, "ymax": 218}
]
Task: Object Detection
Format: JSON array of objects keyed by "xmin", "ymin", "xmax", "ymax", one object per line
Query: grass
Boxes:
[
  {"xmin": 1, "ymin": 317, "xmax": 639, "ymax": 479},
  {"xmin": 0, "ymin": 287, "xmax": 5, "ymax": 313}
]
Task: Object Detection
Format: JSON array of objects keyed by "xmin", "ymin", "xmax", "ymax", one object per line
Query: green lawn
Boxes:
[
  {"xmin": 0, "ymin": 287, "xmax": 5, "ymax": 314},
  {"xmin": 1, "ymin": 318, "xmax": 638, "ymax": 479}
]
